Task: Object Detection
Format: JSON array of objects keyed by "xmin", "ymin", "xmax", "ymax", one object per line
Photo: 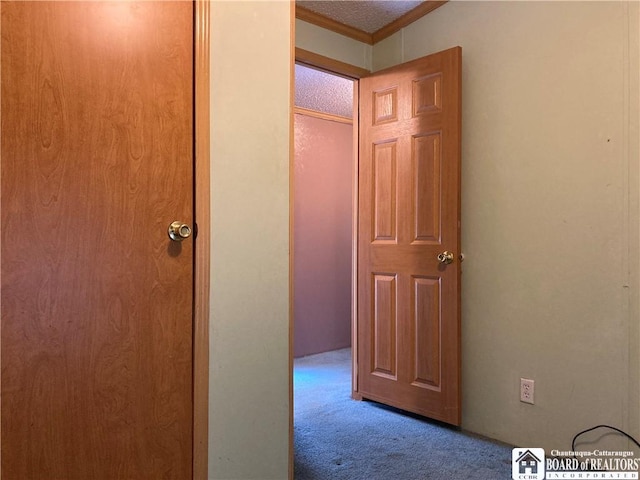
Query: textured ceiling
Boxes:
[
  {"xmin": 295, "ymin": 64, "xmax": 354, "ymax": 119},
  {"xmin": 297, "ymin": 0, "xmax": 424, "ymax": 34}
]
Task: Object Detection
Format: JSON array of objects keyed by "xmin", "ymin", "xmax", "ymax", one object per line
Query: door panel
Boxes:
[
  {"xmin": 413, "ymin": 133, "xmax": 441, "ymax": 243},
  {"xmin": 373, "ymin": 142, "xmax": 397, "ymax": 242},
  {"xmin": 372, "ymin": 273, "xmax": 397, "ymax": 379},
  {"xmin": 412, "ymin": 276, "xmax": 441, "ymax": 389},
  {"xmin": 1, "ymin": 2, "xmax": 194, "ymax": 478},
  {"xmin": 358, "ymin": 47, "xmax": 461, "ymax": 425}
]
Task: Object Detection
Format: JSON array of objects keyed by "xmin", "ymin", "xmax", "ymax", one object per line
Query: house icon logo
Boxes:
[{"xmin": 512, "ymin": 448, "xmax": 545, "ymax": 480}]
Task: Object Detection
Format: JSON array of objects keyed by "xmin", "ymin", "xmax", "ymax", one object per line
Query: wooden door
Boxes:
[
  {"xmin": 357, "ymin": 47, "xmax": 462, "ymax": 426},
  {"xmin": 1, "ymin": 2, "xmax": 194, "ymax": 478}
]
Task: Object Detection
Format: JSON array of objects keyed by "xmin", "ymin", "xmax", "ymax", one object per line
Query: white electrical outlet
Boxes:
[{"xmin": 520, "ymin": 378, "xmax": 534, "ymax": 404}]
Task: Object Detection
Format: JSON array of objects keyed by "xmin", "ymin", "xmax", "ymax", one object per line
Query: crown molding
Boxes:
[
  {"xmin": 295, "ymin": 1, "xmax": 448, "ymax": 46},
  {"xmin": 296, "ymin": 5, "xmax": 373, "ymax": 45},
  {"xmin": 372, "ymin": 1, "xmax": 448, "ymax": 44}
]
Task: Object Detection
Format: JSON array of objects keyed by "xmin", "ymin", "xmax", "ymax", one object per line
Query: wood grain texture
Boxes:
[
  {"xmin": 413, "ymin": 133, "xmax": 441, "ymax": 243},
  {"xmin": 372, "ymin": 275, "xmax": 397, "ymax": 378},
  {"xmin": 295, "ymin": 48, "xmax": 369, "ymax": 79},
  {"xmin": 294, "ymin": 106, "xmax": 352, "ymax": 125},
  {"xmin": 358, "ymin": 47, "xmax": 462, "ymax": 426},
  {"xmin": 1, "ymin": 2, "xmax": 194, "ymax": 478},
  {"xmin": 412, "ymin": 277, "xmax": 441, "ymax": 389},
  {"xmin": 351, "ymin": 82, "xmax": 360, "ymax": 398},
  {"xmin": 373, "ymin": 142, "xmax": 398, "ymax": 241},
  {"xmin": 194, "ymin": 1, "xmax": 211, "ymax": 479}
]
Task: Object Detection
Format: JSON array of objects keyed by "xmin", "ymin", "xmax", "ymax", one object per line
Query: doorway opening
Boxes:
[
  {"xmin": 291, "ymin": 46, "xmax": 464, "ymax": 479},
  {"xmin": 293, "ymin": 63, "xmax": 356, "ymax": 361},
  {"xmin": 292, "ymin": 58, "xmax": 358, "ymax": 478}
]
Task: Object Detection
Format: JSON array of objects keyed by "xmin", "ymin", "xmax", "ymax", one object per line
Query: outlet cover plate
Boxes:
[{"xmin": 520, "ymin": 378, "xmax": 534, "ymax": 404}]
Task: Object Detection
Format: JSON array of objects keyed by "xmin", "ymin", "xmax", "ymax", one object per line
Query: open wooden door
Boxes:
[
  {"xmin": 357, "ymin": 47, "xmax": 462, "ymax": 425},
  {"xmin": 1, "ymin": 3, "xmax": 196, "ymax": 477}
]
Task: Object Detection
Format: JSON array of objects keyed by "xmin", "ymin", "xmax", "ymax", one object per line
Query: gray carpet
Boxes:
[{"xmin": 294, "ymin": 348, "xmax": 513, "ymax": 480}]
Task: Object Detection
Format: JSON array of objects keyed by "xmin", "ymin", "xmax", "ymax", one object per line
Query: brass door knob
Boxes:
[
  {"xmin": 168, "ymin": 221, "xmax": 192, "ymax": 242},
  {"xmin": 437, "ymin": 251, "xmax": 454, "ymax": 264}
]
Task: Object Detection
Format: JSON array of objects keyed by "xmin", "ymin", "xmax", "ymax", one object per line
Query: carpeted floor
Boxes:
[{"xmin": 294, "ymin": 348, "xmax": 514, "ymax": 480}]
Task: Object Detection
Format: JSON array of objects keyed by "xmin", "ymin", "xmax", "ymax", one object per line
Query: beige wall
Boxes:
[
  {"xmin": 295, "ymin": 0, "xmax": 640, "ymax": 452},
  {"xmin": 207, "ymin": 3, "xmax": 640, "ymax": 477},
  {"xmin": 372, "ymin": 1, "xmax": 640, "ymax": 451},
  {"xmin": 630, "ymin": 0, "xmax": 640, "ymax": 448},
  {"xmin": 296, "ymin": 19, "xmax": 372, "ymax": 71},
  {"xmin": 209, "ymin": 3, "xmax": 291, "ymax": 479}
]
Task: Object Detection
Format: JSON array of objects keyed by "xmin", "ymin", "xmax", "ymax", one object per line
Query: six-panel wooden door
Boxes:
[{"xmin": 357, "ymin": 47, "xmax": 462, "ymax": 425}]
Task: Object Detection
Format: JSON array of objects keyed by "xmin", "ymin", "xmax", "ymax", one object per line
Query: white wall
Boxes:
[
  {"xmin": 296, "ymin": 19, "xmax": 372, "ymax": 71},
  {"xmin": 373, "ymin": 1, "xmax": 640, "ymax": 451},
  {"xmin": 209, "ymin": 3, "xmax": 291, "ymax": 479}
]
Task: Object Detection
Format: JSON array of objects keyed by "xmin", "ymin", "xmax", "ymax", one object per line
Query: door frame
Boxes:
[
  {"xmin": 194, "ymin": 1, "xmax": 211, "ymax": 479},
  {"xmin": 289, "ymin": 48, "xmax": 368, "ymax": 480}
]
